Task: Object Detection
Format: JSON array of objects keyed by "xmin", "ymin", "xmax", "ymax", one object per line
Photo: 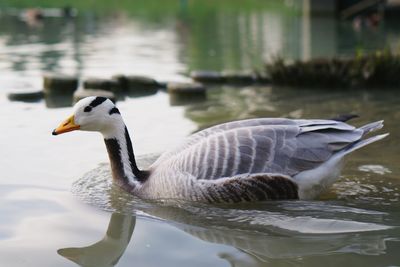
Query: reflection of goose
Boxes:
[
  {"xmin": 58, "ymin": 213, "xmax": 135, "ymax": 267},
  {"xmin": 53, "ymin": 96, "xmax": 387, "ymax": 202},
  {"xmin": 142, "ymin": 204, "xmax": 390, "ymax": 258},
  {"xmin": 58, "ymin": 206, "xmax": 390, "ymax": 267}
]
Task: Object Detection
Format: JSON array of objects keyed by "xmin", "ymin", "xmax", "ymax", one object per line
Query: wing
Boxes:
[
  {"xmin": 152, "ymin": 118, "xmax": 299, "ymax": 166},
  {"xmin": 153, "ymin": 119, "xmax": 363, "ymax": 180}
]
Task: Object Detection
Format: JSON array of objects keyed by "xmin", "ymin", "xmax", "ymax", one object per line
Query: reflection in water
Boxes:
[
  {"xmin": 44, "ymin": 94, "xmax": 74, "ymax": 108},
  {"xmin": 58, "ymin": 213, "xmax": 135, "ymax": 267},
  {"xmin": 2, "ymin": 2, "xmax": 400, "ymax": 93},
  {"xmin": 143, "ymin": 205, "xmax": 391, "ymax": 257},
  {"xmin": 58, "ymin": 206, "xmax": 396, "ymax": 267}
]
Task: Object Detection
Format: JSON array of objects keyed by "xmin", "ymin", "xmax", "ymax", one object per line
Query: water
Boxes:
[{"xmin": 0, "ymin": 2, "xmax": 400, "ymax": 266}]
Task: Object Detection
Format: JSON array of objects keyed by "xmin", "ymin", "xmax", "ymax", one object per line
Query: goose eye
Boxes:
[
  {"xmin": 84, "ymin": 106, "xmax": 92, "ymax": 112},
  {"xmin": 109, "ymin": 107, "xmax": 120, "ymax": 115}
]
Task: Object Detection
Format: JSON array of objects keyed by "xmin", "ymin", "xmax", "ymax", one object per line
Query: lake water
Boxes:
[{"xmin": 0, "ymin": 2, "xmax": 399, "ymax": 266}]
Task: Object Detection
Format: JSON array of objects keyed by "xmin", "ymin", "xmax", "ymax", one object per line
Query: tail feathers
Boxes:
[
  {"xmin": 343, "ymin": 133, "xmax": 389, "ymax": 155},
  {"xmin": 359, "ymin": 120, "xmax": 384, "ymax": 135}
]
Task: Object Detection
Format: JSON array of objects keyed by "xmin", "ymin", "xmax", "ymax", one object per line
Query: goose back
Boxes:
[{"xmin": 151, "ymin": 119, "xmax": 364, "ymax": 181}]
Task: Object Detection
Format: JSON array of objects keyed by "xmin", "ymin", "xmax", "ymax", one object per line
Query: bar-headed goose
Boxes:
[{"xmin": 52, "ymin": 96, "xmax": 388, "ymax": 203}]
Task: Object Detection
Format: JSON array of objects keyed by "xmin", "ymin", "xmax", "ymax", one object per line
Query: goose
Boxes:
[{"xmin": 52, "ymin": 96, "xmax": 388, "ymax": 203}]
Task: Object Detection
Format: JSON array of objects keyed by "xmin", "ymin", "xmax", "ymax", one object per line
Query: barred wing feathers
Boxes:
[{"xmin": 154, "ymin": 119, "xmax": 364, "ymax": 181}]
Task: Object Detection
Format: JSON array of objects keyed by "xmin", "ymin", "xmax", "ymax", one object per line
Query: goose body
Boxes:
[{"xmin": 53, "ymin": 97, "xmax": 388, "ymax": 203}]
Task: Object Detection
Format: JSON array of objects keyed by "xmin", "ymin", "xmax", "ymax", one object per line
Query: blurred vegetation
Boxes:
[
  {"xmin": 266, "ymin": 50, "xmax": 400, "ymax": 89},
  {"xmin": 0, "ymin": 0, "xmax": 294, "ymax": 19},
  {"xmin": 0, "ymin": 0, "xmax": 296, "ymax": 71}
]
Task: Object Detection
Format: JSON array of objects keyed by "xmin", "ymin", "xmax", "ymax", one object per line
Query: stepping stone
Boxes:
[
  {"xmin": 8, "ymin": 90, "xmax": 44, "ymax": 102},
  {"xmin": 43, "ymin": 73, "xmax": 78, "ymax": 94}
]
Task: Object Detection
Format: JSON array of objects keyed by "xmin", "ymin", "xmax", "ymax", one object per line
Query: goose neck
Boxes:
[{"xmin": 103, "ymin": 125, "xmax": 149, "ymax": 189}]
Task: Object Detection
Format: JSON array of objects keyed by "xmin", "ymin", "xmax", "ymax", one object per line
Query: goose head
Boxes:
[
  {"xmin": 53, "ymin": 96, "xmax": 148, "ymax": 187},
  {"xmin": 52, "ymin": 96, "xmax": 123, "ymax": 138}
]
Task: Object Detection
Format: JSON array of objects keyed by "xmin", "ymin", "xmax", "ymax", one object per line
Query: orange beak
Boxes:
[{"xmin": 52, "ymin": 115, "xmax": 80, "ymax": 135}]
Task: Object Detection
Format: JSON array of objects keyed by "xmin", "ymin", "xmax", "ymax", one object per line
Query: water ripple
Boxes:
[{"xmin": 71, "ymin": 155, "xmax": 398, "ymax": 236}]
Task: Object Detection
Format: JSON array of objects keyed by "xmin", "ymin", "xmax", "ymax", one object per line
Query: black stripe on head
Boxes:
[
  {"xmin": 109, "ymin": 107, "xmax": 120, "ymax": 115},
  {"xmin": 89, "ymin": 96, "xmax": 107, "ymax": 108}
]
